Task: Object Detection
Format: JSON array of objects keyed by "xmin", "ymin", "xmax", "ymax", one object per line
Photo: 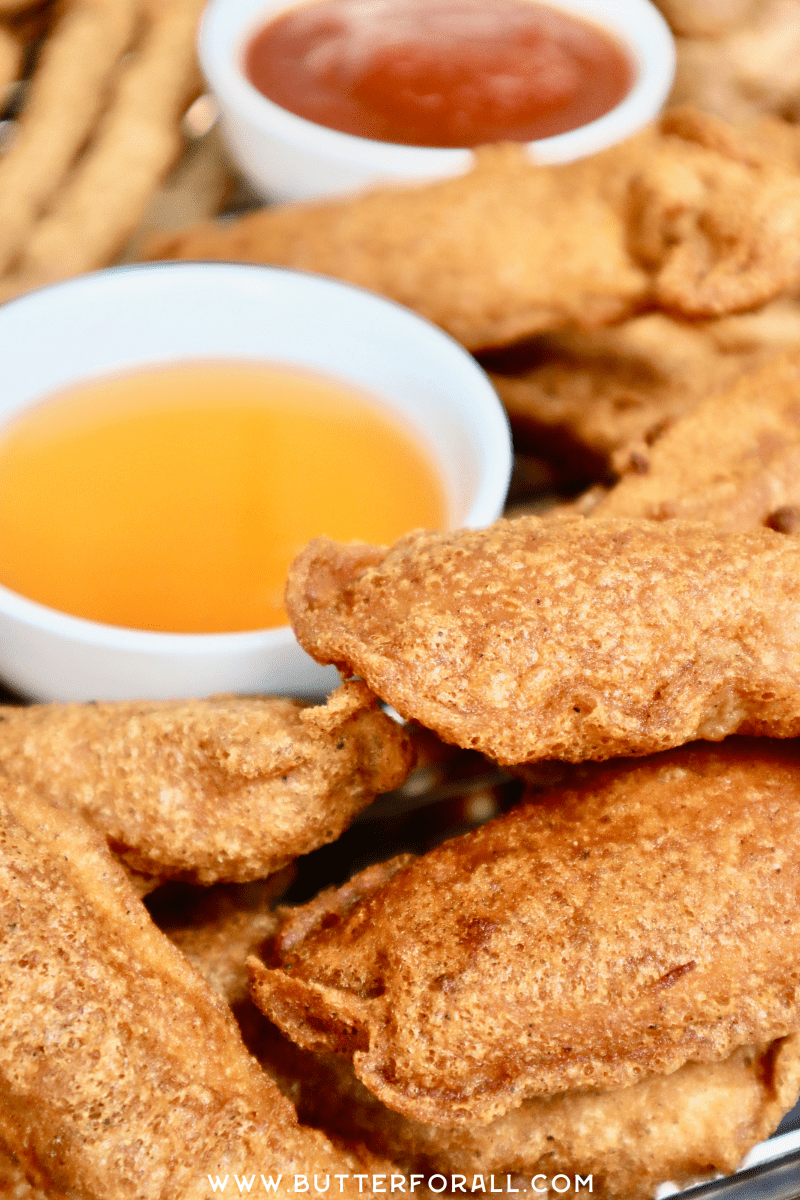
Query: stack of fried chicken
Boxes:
[
  {"xmin": 7, "ymin": 0, "xmax": 800, "ymax": 1189},
  {"xmin": 5, "ymin": 464, "xmax": 800, "ymax": 1198}
]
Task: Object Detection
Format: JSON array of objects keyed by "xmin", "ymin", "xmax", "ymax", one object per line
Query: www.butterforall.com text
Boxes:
[{"xmin": 206, "ymin": 1175, "xmax": 594, "ymax": 1194}]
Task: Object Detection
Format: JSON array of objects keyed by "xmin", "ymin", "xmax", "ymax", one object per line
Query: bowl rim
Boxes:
[
  {"xmin": 0, "ymin": 260, "xmax": 512, "ymax": 657},
  {"xmin": 199, "ymin": 0, "xmax": 676, "ymax": 169}
]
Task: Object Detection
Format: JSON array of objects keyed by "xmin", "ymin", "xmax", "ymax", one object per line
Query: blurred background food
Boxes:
[
  {"xmin": 197, "ymin": 0, "xmax": 675, "ymax": 199},
  {"xmin": 0, "ymin": 0, "xmax": 229, "ymax": 303},
  {"xmin": 0, "ymin": 0, "xmax": 798, "ymax": 305}
]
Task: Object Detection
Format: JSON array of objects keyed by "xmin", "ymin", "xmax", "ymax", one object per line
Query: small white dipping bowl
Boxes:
[
  {"xmin": 0, "ymin": 263, "xmax": 511, "ymax": 703},
  {"xmin": 199, "ymin": 0, "xmax": 676, "ymax": 202}
]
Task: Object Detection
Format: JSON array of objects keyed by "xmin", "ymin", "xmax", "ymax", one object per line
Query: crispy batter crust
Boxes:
[
  {"xmin": 250, "ymin": 740, "xmax": 800, "ymax": 1127},
  {"xmin": 148, "ymin": 140, "xmax": 648, "ymax": 352},
  {"xmin": 0, "ymin": 784, "xmax": 395, "ymax": 1199},
  {"xmin": 158, "ymin": 883, "xmax": 284, "ymax": 1007},
  {"xmin": 656, "ymin": 0, "xmax": 759, "ymax": 37},
  {"xmin": 16, "ymin": 871, "xmax": 794, "ymax": 1200},
  {"xmin": 628, "ymin": 123, "xmax": 800, "ymax": 316},
  {"xmin": 629, "ymin": 110, "xmax": 800, "ymax": 316},
  {"xmin": 0, "ymin": 681, "xmax": 414, "ymax": 883},
  {"xmin": 592, "ymin": 351, "xmax": 800, "ymax": 528},
  {"xmin": 491, "ymin": 300, "xmax": 800, "ymax": 478},
  {"xmin": 0, "ymin": 1141, "xmax": 54, "ymax": 1200},
  {"xmin": 286, "ymin": 517, "xmax": 800, "ymax": 765},
  {"xmin": 256, "ymin": 1026, "xmax": 800, "ymax": 1200},
  {"xmin": 149, "ymin": 110, "xmax": 800, "ymax": 350},
  {"xmin": 491, "ymin": 314, "xmax": 741, "ymax": 479},
  {"xmin": 670, "ymin": 2, "xmax": 800, "ymax": 125}
]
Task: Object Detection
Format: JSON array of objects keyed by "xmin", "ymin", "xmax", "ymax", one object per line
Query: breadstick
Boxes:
[
  {"xmin": 18, "ymin": 0, "xmax": 204, "ymax": 284},
  {"xmin": 0, "ymin": 0, "xmax": 139, "ymax": 274}
]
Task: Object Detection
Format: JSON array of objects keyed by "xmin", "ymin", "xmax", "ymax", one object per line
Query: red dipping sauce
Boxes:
[{"xmin": 244, "ymin": 0, "xmax": 635, "ymax": 149}]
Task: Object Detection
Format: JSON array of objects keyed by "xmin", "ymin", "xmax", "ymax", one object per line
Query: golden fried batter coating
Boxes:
[
  {"xmin": 256, "ymin": 1027, "xmax": 800, "ymax": 1199},
  {"xmin": 628, "ymin": 110, "xmax": 800, "ymax": 317},
  {"xmin": 492, "ymin": 299, "xmax": 800, "ymax": 479},
  {"xmin": 656, "ymin": 0, "xmax": 759, "ymax": 37},
  {"xmin": 492, "ymin": 314, "xmax": 746, "ymax": 478},
  {"xmin": 0, "ymin": 681, "xmax": 414, "ymax": 884},
  {"xmin": 157, "ymin": 882, "xmax": 284, "ymax": 1007},
  {"xmin": 0, "ymin": 783, "xmax": 396, "ymax": 1199},
  {"xmin": 591, "ymin": 352, "xmax": 800, "ymax": 529},
  {"xmin": 250, "ymin": 740, "xmax": 800, "ymax": 1127},
  {"xmin": 0, "ymin": 1142, "xmax": 53, "ymax": 1200},
  {"xmin": 671, "ymin": 1, "xmax": 800, "ymax": 124},
  {"xmin": 157, "ymin": 764, "xmax": 800, "ymax": 1197},
  {"xmin": 286, "ymin": 517, "xmax": 800, "ymax": 765},
  {"xmin": 149, "ymin": 111, "xmax": 800, "ymax": 349},
  {"xmin": 149, "ymin": 142, "xmax": 648, "ymax": 351}
]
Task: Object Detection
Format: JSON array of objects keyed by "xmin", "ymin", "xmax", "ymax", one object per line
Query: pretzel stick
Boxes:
[
  {"xmin": 17, "ymin": 0, "xmax": 203, "ymax": 284},
  {"xmin": 0, "ymin": 0, "xmax": 139, "ymax": 274}
]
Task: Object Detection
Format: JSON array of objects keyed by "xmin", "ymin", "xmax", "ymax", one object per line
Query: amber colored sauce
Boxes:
[
  {"xmin": 244, "ymin": 0, "xmax": 634, "ymax": 148},
  {"xmin": 0, "ymin": 362, "xmax": 447, "ymax": 633}
]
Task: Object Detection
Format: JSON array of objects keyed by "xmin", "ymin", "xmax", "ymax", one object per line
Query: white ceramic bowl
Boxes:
[
  {"xmin": 199, "ymin": 0, "xmax": 676, "ymax": 202},
  {"xmin": 0, "ymin": 263, "xmax": 511, "ymax": 703}
]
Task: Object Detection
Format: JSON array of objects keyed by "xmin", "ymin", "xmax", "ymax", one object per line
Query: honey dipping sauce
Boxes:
[
  {"xmin": 244, "ymin": 0, "xmax": 634, "ymax": 148},
  {"xmin": 0, "ymin": 362, "xmax": 447, "ymax": 633}
]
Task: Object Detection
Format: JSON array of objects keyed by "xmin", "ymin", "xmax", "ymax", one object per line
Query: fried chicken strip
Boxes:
[
  {"xmin": 491, "ymin": 299, "xmax": 800, "ymax": 480},
  {"xmin": 149, "ymin": 109, "xmax": 800, "ymax": 348},
  {"xmin": 490, "ymin": 313, "xmax": 748, "ymax": 479},
  {"xmin": 250, "ymin": 740, "xmax": 800, "ymax": 1128},
  {"xmin": 157, "ymin": 885, "xmax": 800, "ymax": 1199},
  {"xmin": 286, "ymin": 517, "xmax": 800, "ymax": 765},
  {"xmin": 9, "ymin": 874, "xmax": 792, "ymax": 1200},
  {"xmin": 655, "ymin": 0, "xmax": 759, "ymax": 37},
  {"xmin": 628, "ymin": 110, "xmax": 800, "ymax": 317},
  {"xmin": 589, "ymin": 352, "xmax": 800, "ymax": 529},
  {"xmin": 671, "ymin": 1, "xmax": 800, "ymax": 124},
  {"xmin": 0, "ymin": 783, "xmax": 397, "ymax": 1199},
  {"xmin": 148, "ymin": 141, "xmax": 649, "ymax": 352},
  {"xmin": 0, "ymin": 681, "xmax": 414, "ymax": 883},
  {"xmin": 149, "ymin": 838, "xmax": 800, "ymax": 1199},
  {"xmin": 254, "ymin": 1026, "xmax": 800, "ymax": 1200}
]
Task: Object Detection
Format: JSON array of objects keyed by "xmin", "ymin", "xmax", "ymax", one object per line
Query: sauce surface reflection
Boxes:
[{"xmin": 245, "ymin": 0, "xmax": 635, "ymax": 148}]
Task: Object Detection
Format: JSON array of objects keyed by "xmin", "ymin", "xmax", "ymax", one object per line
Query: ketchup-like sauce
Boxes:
[{"xmin": 244, "ymin": 0, "xmax": 635, "ymax": 148}]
